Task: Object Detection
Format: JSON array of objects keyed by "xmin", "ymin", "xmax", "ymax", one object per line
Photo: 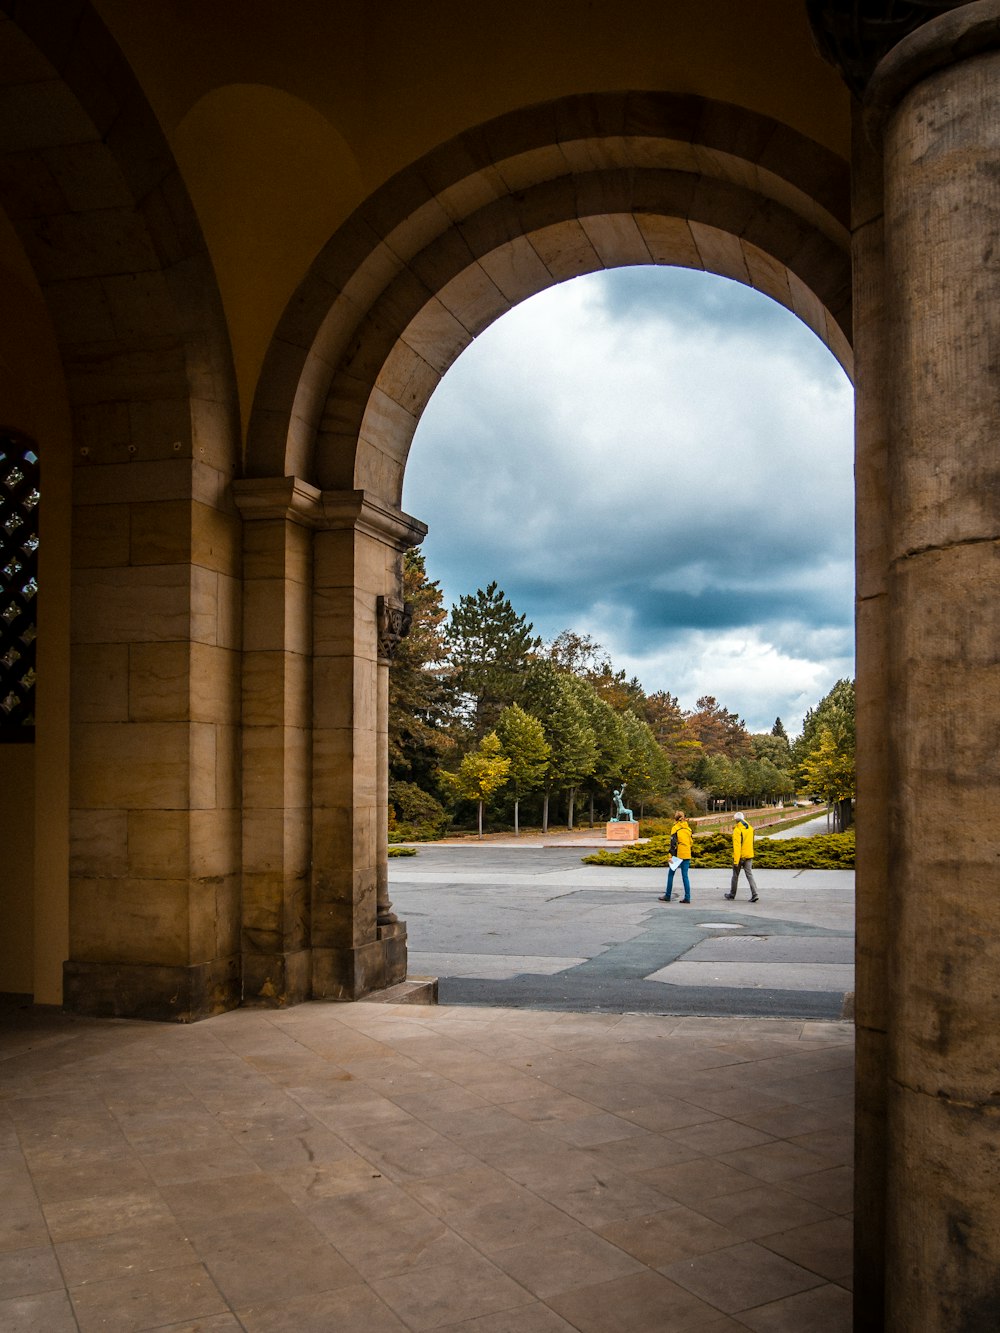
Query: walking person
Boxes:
[
  {"xmin": 659, "ymin": 811, "xmax": 693, "ymax": 903},
  {"xmin": 725, "ymin": 811, "xmax": 760, "ymax": 903}
]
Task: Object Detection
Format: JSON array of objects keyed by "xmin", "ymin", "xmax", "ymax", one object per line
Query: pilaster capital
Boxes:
[
  {"xmin": 232, "ymin": 475, "xmax": 323, "ymax": 525},
  {"xmin": 233, "ymin": 478, "xmax": 427, "ymax": 551},
  {"xmin": 319, "ymin": 489, "xmax": 428, "ymax": 552}
]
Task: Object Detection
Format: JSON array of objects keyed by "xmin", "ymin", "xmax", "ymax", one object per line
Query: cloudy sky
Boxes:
[{"xmin": 403, "ymin": 266, "xmax": 854, "ymax": 737}]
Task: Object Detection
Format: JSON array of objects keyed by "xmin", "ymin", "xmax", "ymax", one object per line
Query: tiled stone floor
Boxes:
[{"xmin": 0, "ymin": 1001, "xmax": 854, "ymax": 1332}]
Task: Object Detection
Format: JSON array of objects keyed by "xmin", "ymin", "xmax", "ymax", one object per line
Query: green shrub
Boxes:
[
  {"xmin": 388, "ymin": 845, "xmax": 418, "ymax": 858},
  {"xmin": 388, "ymin": 780, "xmax": 450, "ymax": 842},
  {"xmin": 583, "ymin": 828, "xmax": 855, "ymax": 870}
]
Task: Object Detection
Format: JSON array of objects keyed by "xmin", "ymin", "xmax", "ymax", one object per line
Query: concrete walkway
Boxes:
[
  {"xmin": 0, "ymin": 998, "xmax": 853, "ymax": 1331},
  {"xmin": 391, "ymin": 849, "xmax": 854, "ymax": 1021}
]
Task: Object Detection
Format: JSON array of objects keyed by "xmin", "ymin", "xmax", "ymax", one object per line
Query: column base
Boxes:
[
  {"xmin": 241, "ymin": 949, "xmax": 312, "ymax": 1008},
  {"xmin": 63, "ymin": 955, "xmax": 241, "ymax": 1022},
  {"xmin": 311, "ymin": 921, "xmax": 408, "ymax": 1000}
]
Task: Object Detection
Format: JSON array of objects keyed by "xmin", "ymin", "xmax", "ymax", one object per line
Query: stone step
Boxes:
[{"xmin": 359, "ymin": 975, "xmax": 438, "ymax": 1006}]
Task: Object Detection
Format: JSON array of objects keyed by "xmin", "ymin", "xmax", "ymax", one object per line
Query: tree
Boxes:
[
  {"xmin": 495, "ymin": 704, "xmax": 549, "ymax": 836},
  {"xmin": 750, "ymin": 731, "xmax": 793, "ymax": 772},
  {"xmin": 446, "ymin": 582, "xmax": 541, "ymax": 734},
  {"xmin": 587, "ymin": 660, "xmax": 648, "ymax": 715},
  {"xmin": 547, "ymin": 630, "xmax": 604, "ymax": 676},
  {"xmin": 388, "ymin": 549, "xmax": 454, "ymax": 787},
  {"xmin": 439, "ymin": 732, "xmax": 510, "ymax": 838},
  {"xmin": 795, "ymin": 679, "xmax": 855, "ymax": 829},
  {"xmin": 619, "ymin": 710, "xmax": 672, "ymax": 815},
  {"xmin": 772, "ymin": 716, "xmax": 789, "ymax": 742},
  {"xmin": 523, "ymin": 662, "xmax": 597, "ymax": 832},
  {"xmin": 563, "ymin": 673, "xmax": 629, "ymax": 826},
  {"xmin": 683, "ymin": 694, "xmax": 752, "ymax": 758}
]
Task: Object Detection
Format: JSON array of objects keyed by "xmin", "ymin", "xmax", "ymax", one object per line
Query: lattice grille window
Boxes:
[{"xmin": 0, "ymin": 431, "xmax": 38, "ymax": 741}]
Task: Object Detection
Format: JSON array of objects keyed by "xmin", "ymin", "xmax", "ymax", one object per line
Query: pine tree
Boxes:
[
  {"xmin": 446, "ymin": 582, "xmax": 541, "ymax": 735},
  {"xmin": 523, "ymin": 661, "xmax": 597, "ymax": 832}
]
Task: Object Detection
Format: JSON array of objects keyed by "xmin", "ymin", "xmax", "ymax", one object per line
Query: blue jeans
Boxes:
[{"xmin": 666, "ymin": 860, "xmax": 691, "ymax": 900}]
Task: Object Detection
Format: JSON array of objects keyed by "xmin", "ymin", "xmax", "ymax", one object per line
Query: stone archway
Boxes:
[
  {"xmin": 0, "ymin": 2, "xmax": 241, "ymax": 1018},
  {"xmin": 236, "ymin": 91, "xmax": 852, "ymax": 1006}
]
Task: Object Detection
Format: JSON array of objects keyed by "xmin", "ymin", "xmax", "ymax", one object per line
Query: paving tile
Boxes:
[
  {"xmin": 579, "ymin": 1130, "xmax": 705, "ymax": 1174},
  {"xmin": 274, "ymin": 1153, "xmax": 390, "ymax": 1204},
  {"xmin": 57, "ymin": 1219, "xmax": 198, "ymax": 1287},
  {"xmin": 619, "ymin": 1099, "xmax": 721, "ymax": 1132},
  {"xmin": 337, "ymin": 1117, "xmax": 483, "ymax": 1181},
  {"xmin": 546, "ymin": 1268, "xmax": 727, "ymax": 1332},
  {"xmin": 662, "ymin": 1240, "xmax": 824, "ymax": 1314},
  {"xmin": 489, "ymin": 1227, "xmax": 644, "ymax": 1298},
  {"xmin": 692, "ymin": 1184, "xmax": 835, "ymax": 1240},
  {"xmin": 434, "ymin": 1302, "xmax": 579, "ymax": 1331},
  {"xmin": 532, "ymin": 1165, "xmax": 677, "ymax": 1228},
  {"xmin": 717, "ymin": 1141, "xmax": 830, "ymax": 1184},
  {"xmin": 26, "ymin": 1155, "xmax": 154, "ymax": 1205},
  {"xmin": 0, "ymin": 1287, "xmax": 79, "ymax": 1332},
  {"xmin": 598, "ymin": 1204, "xmax": 741, "ymax": 1264},
  {"xmin": 405, "ymin": 1165, "xmax": 587, "ymax": 1252},
  {"xmin": 0, "ymin": 1198, "xmax": 49, "ymax": 1254},
  {"xmin": 195, "ymin": 1209, "xmax": 360, "ymax": 1308},
  {"xmin": 640, "ymin": 1157, "xmax": 762, "ymax": 1205},
  {"xmin": 732, "ymin": 1280, "xmax": 852, "ymax": 1331},
  {"xmin": 42, "ymin": 1187, "xmax": 175, "ymax": 1242},
  {"xmin": 0, "ymin": 1245, "xmax": 63, "ymax": 1300},
  {"xmin": 758, "ymin": 1215, "xmax": 853, "ymax": 1281},
  {"xmin": 138, "ymin": 1143, "xmax": 262, "ymax": 1188},
  {"xmin": 372, "ymin": 1252, "xmax": 535, "ymax": 1330},
  {"xmin": 304, "ymin": 1180, "xmax": 476, "ymax": 1279},
  {"xmin": 155, "ymin": 1317, "xmax": 244, "ymax": 1332},
  {"xmin": 780, "ymin": 1166, "xmax": 854, "ymax": 1214},
  {"xmin": 787, "ymin": 1128, "xmax": 854, "ymax": 1166},
  {"xmin": 536, "ymin": 1111, "xmax": 644, "ymax": 1147},
  {"xmin": 237, "ymin": 1282, "xmax": 409, "ymax": 1331},
  {"xmin": 68, "ymin": 1261, "xmax": 229, "ymax": 1333},
  {"xmin": 666, "ymin": 1119, "xmax": 776, "ymax": 1156}
]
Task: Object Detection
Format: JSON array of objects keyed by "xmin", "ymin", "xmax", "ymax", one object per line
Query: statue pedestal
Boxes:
[{"xmin": 605, "ymin": 821, "xmax": 639, "ymax": 842}]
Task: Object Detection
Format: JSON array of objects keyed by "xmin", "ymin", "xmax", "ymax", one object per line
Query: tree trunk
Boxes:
[
  {"xmin": 567, "ymin": 787, "xmax": 575, "ymax": 831},
  {"xmin": 478, "ymin": 800, "xmax": 483, "ymax": 838},
  {"xmin": 514, "ymin": 797, "xmax": 520, "ymax": 836},
  {"xmin": 589, "ymin": 792, "xmax": 595, "ymax": 826},
  {"xmin": 542, "ymin": 791, "xmax": 550, "ymax": 834}
]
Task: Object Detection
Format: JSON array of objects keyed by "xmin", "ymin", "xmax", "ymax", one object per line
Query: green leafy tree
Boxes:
[
  {"xmin": 794, "ymin": 679, "xmax": 855, "ymax": 829},
  {"xmin": 523, "ymin": 662, "xmax": 597, "ymax": 832},
  {"xmin": 750, "ymin": 731, "xmax": 793, "ymax": 771},
  {"xmin": 495, "ymin": 703, "xmax": 550, "ymax": 836},
  {"xmin": 565, "ymin": 674, "xmax": 629, "ymax": 825},
  {"xmin": 388, "ymin": 549, "xmax": 455, "ymax": 787},
  {"xmin": 439, "ymin": 731, "xmax": 511, "ymax": 838},
  {"xmin": 446, "ymin": 582, "xmax": 541, "ymax": 735},
  {"xmin": 619, "ymin": 710, "xmax": 672, "ymax": 815}
]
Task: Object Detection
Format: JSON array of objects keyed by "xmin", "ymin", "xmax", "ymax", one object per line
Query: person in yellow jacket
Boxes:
[
  {"xmin": 659, "ymin": 811, "xmax": 693, "ymax": 903},
  {"xmin": 725, "ymin": 812, "xmax": 760, "ymax": 903}
]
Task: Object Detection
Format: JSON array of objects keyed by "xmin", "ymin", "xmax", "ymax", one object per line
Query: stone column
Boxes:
[
  {"xmin": 233, "ymin": 477, "xmax": 318, "ymax": 1007},
  {"xmin": 864, "ymin": 6, "xmax": 1000, "ymax": 1328},
  {"xmin": 851, "ymin": 102, "xmax": 892, "ymax": 1330},
  {"xmin": 64, "ymin": 452, "xmax": 243, "ymax": 1022},
  {"xmin": 311, "ymin": 491, "xmax": 425, "ymax": 999}
]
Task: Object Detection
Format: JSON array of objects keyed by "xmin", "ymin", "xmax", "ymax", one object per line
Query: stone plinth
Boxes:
[{"xmin": 605, "ymin": 821, "xmax": 639, "ymax": 842}]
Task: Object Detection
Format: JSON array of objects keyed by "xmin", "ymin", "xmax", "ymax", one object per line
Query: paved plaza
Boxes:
[
  {"xmin": 0, "ymin": 996, "xmax": 853, "ymax": 1332},
  {"xmin": 392, "ymin": 845, "xmax": 855, "ymax": 1021}
]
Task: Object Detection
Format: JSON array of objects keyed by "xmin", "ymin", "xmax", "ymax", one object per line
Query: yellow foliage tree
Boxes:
[{"xmin": 439, "ymin": 732, "xmax": 511, "ymax": 838}]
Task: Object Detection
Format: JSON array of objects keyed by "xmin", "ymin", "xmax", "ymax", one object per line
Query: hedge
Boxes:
[{"xmin": 583, "ymin": 828, "xmax": 855, "ymax": 870}]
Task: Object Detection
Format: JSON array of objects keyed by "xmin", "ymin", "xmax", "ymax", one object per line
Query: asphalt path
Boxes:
[{"xmin": 390, "ymin": 845, "xmax": 855, "ymax": 1021}]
